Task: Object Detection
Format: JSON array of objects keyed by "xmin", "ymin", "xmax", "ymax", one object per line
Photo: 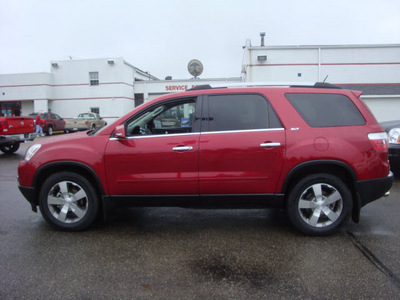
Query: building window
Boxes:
[
  {"xmin": 90, "ymin": 107, "xmax": 99, "ymax": 114},
  {"xmin": 89, "ymin": 72, "xmax": 99, "ymax": 86},
  {"xmin": 1, "ymin": 102, "xmax": 21, "ymax": 116}
]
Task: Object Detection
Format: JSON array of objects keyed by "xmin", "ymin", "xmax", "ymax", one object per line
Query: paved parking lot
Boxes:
[{"xmin": 1, "ymin": 137, "xmax": 400, "ymax": 299}]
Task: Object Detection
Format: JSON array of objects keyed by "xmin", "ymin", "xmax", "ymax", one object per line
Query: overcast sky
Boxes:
[{"xmin": 1, "ymin": 0, "xmax": 399, "ymax": 79}]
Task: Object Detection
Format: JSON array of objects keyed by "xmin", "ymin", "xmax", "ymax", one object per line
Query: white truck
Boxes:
[{"xmin": 65, "ymin": 113, "xmax": 107, "ymax": 132}]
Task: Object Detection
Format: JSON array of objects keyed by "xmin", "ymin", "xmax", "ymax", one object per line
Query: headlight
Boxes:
[
  {"xmin": 25, "ymin": 144, "xmax": 41, "ymax": 161},
  {"xmin": 388, "ymin": 128, "xmax": 400, "ymax": 144}
]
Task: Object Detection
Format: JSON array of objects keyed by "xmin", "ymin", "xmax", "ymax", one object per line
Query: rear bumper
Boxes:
[
  {"xmin": 357, "ymin": 172, "xmax": 393, "ymax": 207},
  {"xmin": 0, "ymin": 132, "xmax": 36, "ymax": 145}
]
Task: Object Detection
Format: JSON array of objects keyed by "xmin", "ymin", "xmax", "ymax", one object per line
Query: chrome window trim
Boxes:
[
  {"xmin": 109, "ymin": 128, "xmax": 285, "ymax": 141},
  {"xmin": 109, "ymin": 132, "xmax": 200, "ymax": 140},
  {"xmin": 201, "ymin": 128, "xmax": 285, "ymax": 135}
]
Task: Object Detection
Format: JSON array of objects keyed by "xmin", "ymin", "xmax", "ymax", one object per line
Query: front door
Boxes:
[{"xmin": 104, "ymin": 98, "xmax": 200, "ymax": 196}]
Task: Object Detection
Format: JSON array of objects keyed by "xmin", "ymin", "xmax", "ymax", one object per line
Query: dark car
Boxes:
[
  {"xmin": 29, "ymin": 112, "xmax": 66, "ymax": 135},
  {"xmin": 380, "ymin": 120, "xmax": 400, "ymax": 176}
]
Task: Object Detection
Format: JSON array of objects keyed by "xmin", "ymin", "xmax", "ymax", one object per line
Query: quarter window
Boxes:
[
  {"xmin": 206, "ymin": 94, "xmax": 281, "ymax": 132},
  {"xmin": 285, "ymin": 93, "xmax": 366, "ymax": 127}
]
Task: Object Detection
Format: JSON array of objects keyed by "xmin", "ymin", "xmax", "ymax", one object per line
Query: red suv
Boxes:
[{"xmin": 18, "ymin": 83, "xmax": 393, "ymax": 235}]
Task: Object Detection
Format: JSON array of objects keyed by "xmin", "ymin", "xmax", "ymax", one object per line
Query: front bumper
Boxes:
[
  {"xmin": 18, "ymin": 185, "xmax": 38, "ymax": 212},
  {"xmin": 357, "ymin": 172, "xmax": 393, "ymax": 207}
]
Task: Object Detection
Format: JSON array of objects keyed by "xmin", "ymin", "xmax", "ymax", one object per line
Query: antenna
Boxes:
[{"xmin": 323, "ymin": 75, "xmax": 329, "ymax": 83}]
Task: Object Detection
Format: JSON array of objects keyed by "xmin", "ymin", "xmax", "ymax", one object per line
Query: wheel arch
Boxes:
[
  {"xmin": 281, "ymin": 160, "xmax": 361, "ymax": 222},
  {"xmin": 33, "ymin": 161, "xmax": 105, "ymax": 206}
]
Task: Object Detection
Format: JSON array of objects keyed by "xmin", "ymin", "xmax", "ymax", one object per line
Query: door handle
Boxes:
[
  {"xmin": 172, "ymin": 146, "xmax": 193, "ymax": 151},
  {"xmin": 260, "ymin": 142, "xmax": 281, "ymax": 148}
]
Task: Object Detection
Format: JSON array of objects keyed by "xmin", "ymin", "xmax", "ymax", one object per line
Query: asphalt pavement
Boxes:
[{"xmin": 1, "ymin": 136, "xmax": 400, "ymax": 299}]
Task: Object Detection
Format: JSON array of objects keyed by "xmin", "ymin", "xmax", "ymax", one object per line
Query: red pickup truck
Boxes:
[{"xmin": 0, "ymin": 116, "xmax": 36, "ymax": 153}]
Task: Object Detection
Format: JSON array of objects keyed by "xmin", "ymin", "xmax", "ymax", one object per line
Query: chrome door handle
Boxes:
[
  {"xmin": 172, "ymin": 146, "xmax": 193, "ymax": 151},
  {"xmin": 260, "ymin": 142, "xmax": 281, "ymax": 147}
]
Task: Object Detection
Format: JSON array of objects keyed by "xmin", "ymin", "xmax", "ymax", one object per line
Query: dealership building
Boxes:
[{"xmin": 0, "ymin": 36, "xmax": 399, "ymax": 124}]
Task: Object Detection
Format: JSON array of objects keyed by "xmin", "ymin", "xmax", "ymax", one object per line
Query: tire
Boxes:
[
  {"xmin": 39, "ymin": 172, "xmax": 99, "ymax": 231},
  {"xmin": 47, "ymin": 126, "xmax": 54, "ymax": 136},
  {"xmin": 91, "ymin": 124, "xmax": 96, "ymax": 130},
  {"xmin": 0, "ymin": 143, "xmax": 20, "ymax": 154},
  {"xmin": 286, "ymin": 173, "xmax": 353, "ymax": 236}
]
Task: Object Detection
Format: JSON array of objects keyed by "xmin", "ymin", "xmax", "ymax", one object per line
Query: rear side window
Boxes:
[
  {"xmin": 205, "ymin": 94, "xmax": 282, "ymax": 132},
  {"xmin": 285, "ymin": 93, "xmax": 366, "ymax": 127}
]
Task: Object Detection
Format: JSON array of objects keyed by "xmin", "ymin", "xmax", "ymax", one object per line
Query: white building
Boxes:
[
  {"xmin": 1, "ymin": 37, "xmax": 399, "ymax": 123},
  {"xmin": 241, "ymin": 35, "xmax": 400, "ymax": 121},
  {"xmin": 0, "ymin": 58, "xmax": 159, "ymax": 124},
  {"xmin": 0, "ymin": 57, "xmax": 240, "ymax": 124}
]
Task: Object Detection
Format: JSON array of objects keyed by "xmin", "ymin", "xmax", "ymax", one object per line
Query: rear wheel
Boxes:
[
  {"xmin": 39, "ymin": 172, "xmax": 99, "ymax": 231},
  {"xmin": 47, "ymin": 126, "xmax": 54, "ymax": 136},
  {"xmin": 0, "ymin": 143, "xmax": 20, "ymax": 154},
  {"xmin": 287, "ymin": 173, "xmax": 353, "ymax": 236}
]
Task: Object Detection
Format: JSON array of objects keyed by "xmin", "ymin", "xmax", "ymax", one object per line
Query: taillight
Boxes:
[
  {"xmin": 368, "ymin": 132, "xmax": 389, "ymax": 150},
  {"xmin": 0, "ymin": 120, "xmax": 8, "ymax": 133}
]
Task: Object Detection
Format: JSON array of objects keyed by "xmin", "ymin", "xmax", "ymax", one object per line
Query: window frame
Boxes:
[
  {"xmin": 122, "ymin": 96, "xmax": 202, "ymax": 138},
  {"xmin": 201, "ymin": 93, "xmax": 283, "ymax": 133},
  {"xmin": 285, "ymin": 92, "xmax": 366, "ymax": 128}
]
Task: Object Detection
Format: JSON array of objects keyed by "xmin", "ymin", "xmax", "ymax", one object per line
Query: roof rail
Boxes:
[
  {"xmin": 187, "ymin": 82, "xmax": 341, "ymax": 91},
  {"xmin": 291, "ymin": 82, "xmax": 342, "ymax": 89}
]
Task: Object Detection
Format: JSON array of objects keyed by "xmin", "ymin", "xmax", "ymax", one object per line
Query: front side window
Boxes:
[
  {"xmin": 285, "ymin": 93, "xmax": 366, "ymax": 127},
  {"xmin": 89, "ymin": 72, "xmax": 99, "ymax": 86},
  {"xmin": 205, "ymin": 94, "xmax": 281, "ymax": 132},
  {"xmin": 126, "ymin": 99, "xmax": 196, "ymax": 136}
]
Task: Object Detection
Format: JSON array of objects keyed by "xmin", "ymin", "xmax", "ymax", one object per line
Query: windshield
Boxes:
[{"xmin": 78, "ymin": 113, "xmax": 94, "ymax": 118}]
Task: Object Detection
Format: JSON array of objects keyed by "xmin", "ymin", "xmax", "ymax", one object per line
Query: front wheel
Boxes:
[
  {"xmin": 286, "ymin": 174, "xmax": 353, "ymax": 236},
  {"xmin": 0, "ymin": 143, "xmax": 20, "ymax": 154},
  {"xmin": 39, "ymin": 172, "xmax": 99, "ymax": 231}
]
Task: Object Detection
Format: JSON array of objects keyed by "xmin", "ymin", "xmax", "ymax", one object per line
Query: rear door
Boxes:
[{"xmin": 199, "ymin": 93, "xmax": 286, "ymax": 195}]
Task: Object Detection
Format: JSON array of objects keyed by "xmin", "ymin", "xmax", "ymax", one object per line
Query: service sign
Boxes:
[{"xmin": 165, "ymin": 85, "xmax": 198, "ymax": 91}]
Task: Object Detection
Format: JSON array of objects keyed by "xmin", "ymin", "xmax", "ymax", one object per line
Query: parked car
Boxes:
[
  {"xmin": 380, "ymin": 120, "xmax": 400, "ymax": 176},
  {"xmin": 18, "ymin": 82, "xmax": 393, "ymax": 235},
  {"xmin": 0, "ymin": 116, "xmax": 36, "ymax": 153},
  {"xmin": 65, "ymin": 112, "xmax": 107, "ymax": 132},
  {"xmin": 29, "ymin": 113, "xmax": 66, "ymax": 135}
]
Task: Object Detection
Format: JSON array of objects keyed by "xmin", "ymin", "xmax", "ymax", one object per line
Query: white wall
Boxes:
[
  {"xmin": 50, "ymin": 58, "xmax": 135, "ymax": 118},
  {"xmin": 0, "ymin": 72, "xmax": 53, "ymax": 102},
  {"xmin": 243, "ymin": 44, "xmax": 400, "ymax": 84},
  {"xmin": 362, "ymin": 96, "xmax": 400, "ymax": 122}
]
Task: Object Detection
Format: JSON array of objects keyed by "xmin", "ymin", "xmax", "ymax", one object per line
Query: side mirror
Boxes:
[{"xmin": 115, "ymin": 125, "xmax": 126, "ymax": 138}]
